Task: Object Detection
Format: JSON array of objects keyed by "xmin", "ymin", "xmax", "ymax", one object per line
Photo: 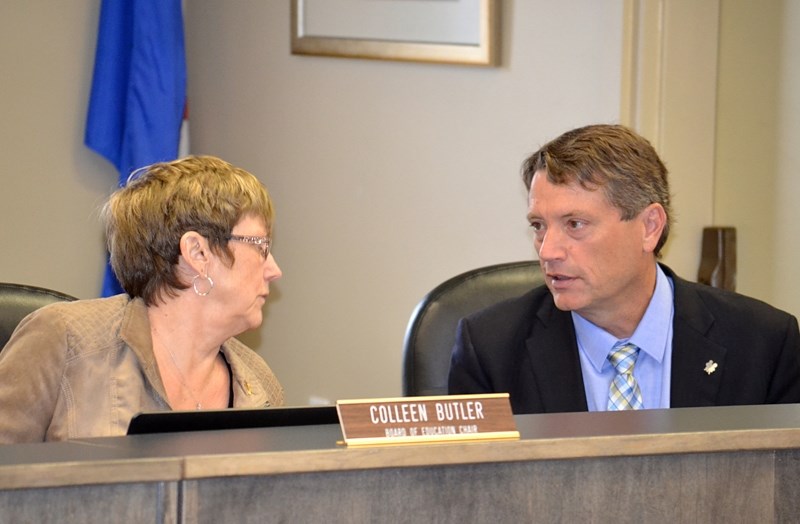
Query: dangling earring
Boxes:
[{"xmin": 192, "ymin": 274, "xmax": 214, "ymax": 296}]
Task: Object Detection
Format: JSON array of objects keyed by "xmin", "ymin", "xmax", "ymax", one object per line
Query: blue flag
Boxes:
[{"xmin": 85, "ymin": 0, "xmax": 187, "ymax": 296}]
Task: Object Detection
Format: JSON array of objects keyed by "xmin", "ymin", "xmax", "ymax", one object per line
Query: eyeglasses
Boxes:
[{"xmin": 228, "ymin": 235, "xmax": 271, "ymax": 260}]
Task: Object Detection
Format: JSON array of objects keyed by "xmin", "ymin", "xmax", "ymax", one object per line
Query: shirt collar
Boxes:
[{"xmin": 573, "ymin": 264, "xmax": 673, "ymax": 372}]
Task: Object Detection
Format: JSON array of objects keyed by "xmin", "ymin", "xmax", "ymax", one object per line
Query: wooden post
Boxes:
[{"xmin": 697, "ymin": 227, "xmax": 736, "ymax": 291}]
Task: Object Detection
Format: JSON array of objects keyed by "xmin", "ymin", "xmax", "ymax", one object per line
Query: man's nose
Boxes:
[{"xmin": 537, "ymin": 229, "xmax": 565, "ymax": 262}]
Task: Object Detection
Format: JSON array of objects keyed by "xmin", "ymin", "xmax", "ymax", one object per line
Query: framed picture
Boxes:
[{"xmin": 290, "ymin": 0, "xmax": 499, "ymax": 67}]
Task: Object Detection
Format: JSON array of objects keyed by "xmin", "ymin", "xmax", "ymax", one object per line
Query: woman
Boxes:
[{"xmin": 0, "ymin": 156, "xmax": 284, "ymax": 443}]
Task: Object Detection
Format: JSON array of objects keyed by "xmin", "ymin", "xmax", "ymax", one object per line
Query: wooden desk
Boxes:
[{"xmin": 2, "ymin": 404, "xmax": 800, "ymax": 523}]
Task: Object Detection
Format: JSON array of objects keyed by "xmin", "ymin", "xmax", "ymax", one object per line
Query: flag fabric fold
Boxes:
[{"xmin": 85, "ymin": 0, "xmax": 187, "ymax": 296}]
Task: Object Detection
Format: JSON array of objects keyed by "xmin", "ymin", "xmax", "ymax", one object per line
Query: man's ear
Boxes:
[
  {"xmin": 641, "ymin": 203, "xmax": 667, "ymax": 254},
  {"xmin": 179, "ymin": 231, "xmax": 211, "ymax": 275}
]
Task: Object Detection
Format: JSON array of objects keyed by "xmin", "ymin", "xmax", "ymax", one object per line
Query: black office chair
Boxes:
[
  {"xmin": 402, "ymin": 261, "xmax": 545, "ymax": 396},
  {"xmin": 0, "ymin": 283, "xmax": 77, "ymax": 350}
]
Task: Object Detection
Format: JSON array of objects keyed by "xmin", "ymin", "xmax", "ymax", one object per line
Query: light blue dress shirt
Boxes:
[{"xmin": 573, "ymin": 265, "xmax": 674, "ymax": 411}]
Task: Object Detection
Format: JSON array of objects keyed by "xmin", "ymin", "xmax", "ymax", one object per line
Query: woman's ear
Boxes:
[{"xmin": 179, "ymin": 231, "xmax": 211, "ymax": 275}]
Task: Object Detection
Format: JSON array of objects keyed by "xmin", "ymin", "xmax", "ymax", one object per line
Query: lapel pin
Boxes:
[{"xmin": 704, "ymin": 360, "xmax": 718, "ymax": 375}]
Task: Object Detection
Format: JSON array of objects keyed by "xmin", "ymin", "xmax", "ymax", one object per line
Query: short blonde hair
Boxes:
[{"xmin": 103, "ymin": 155, "xmax": 274, "ymax": 305}]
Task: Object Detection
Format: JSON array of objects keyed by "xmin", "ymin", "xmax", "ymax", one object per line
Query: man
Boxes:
[{"xmin": 448, "ymin": 124, "xmax": 800, "ymax": 413}]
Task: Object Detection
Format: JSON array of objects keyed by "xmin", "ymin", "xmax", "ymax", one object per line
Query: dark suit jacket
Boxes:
[{"xmin": 448, "ymin": 265, "xmax": 800, "ymax": 414}]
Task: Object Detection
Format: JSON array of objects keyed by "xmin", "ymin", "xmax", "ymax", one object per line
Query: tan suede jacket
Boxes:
[{"xmin": 0, "ymin": 295, "xmax": 284, "ymax": 443}]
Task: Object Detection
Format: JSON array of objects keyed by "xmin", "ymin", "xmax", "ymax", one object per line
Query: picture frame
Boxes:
[{"xmin": 290, "ymin": 0, "xmax": 499, "ymax": 67}]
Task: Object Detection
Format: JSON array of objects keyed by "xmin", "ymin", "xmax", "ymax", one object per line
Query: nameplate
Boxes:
[{"xmin": 336, "ymin": 393, "xmax": 519, "ymax": 447}]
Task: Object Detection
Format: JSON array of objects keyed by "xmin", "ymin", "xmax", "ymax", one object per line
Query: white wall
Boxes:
[
  {"xmin": 772, "ymin": 0, "xmax": 800, "ymax": 316},
  {"xmin": 185, "ymin": 0, "xmax": 624, "ymax": 404},
  {"xmin": 715, "ymin": 0, "xmax": 800, "ymax": 316},
  {"xmin": 1, "ymin": 0, "xmax": 115, "ymax": 299}
]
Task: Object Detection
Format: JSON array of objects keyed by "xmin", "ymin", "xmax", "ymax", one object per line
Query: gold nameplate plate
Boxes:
[{"xmin": 336, "ymin": 393, "xmax": 519, "ymax": 447}]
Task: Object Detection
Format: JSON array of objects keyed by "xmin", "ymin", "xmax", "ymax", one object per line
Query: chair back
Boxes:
[
  {"xmin": 402, "ymin": 261, "xmax": 544, "ymax": 396},
  {"xmin": 0, "ymin": 283, "xmax": 77, "ymax": 349}
]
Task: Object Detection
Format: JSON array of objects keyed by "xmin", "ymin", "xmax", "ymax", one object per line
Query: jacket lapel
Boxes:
[
  {"xmin": 524, "ymin": 297, "xmax": 588, "ymax": 412},
  {"xmin": 667, "ymin": 269, "xmax": 727, "ymax": 407}
]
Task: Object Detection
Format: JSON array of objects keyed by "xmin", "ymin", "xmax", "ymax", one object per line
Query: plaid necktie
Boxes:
[{"xmin": 607, "ymin": 342, "xmax": 644, "ymax": 410}]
